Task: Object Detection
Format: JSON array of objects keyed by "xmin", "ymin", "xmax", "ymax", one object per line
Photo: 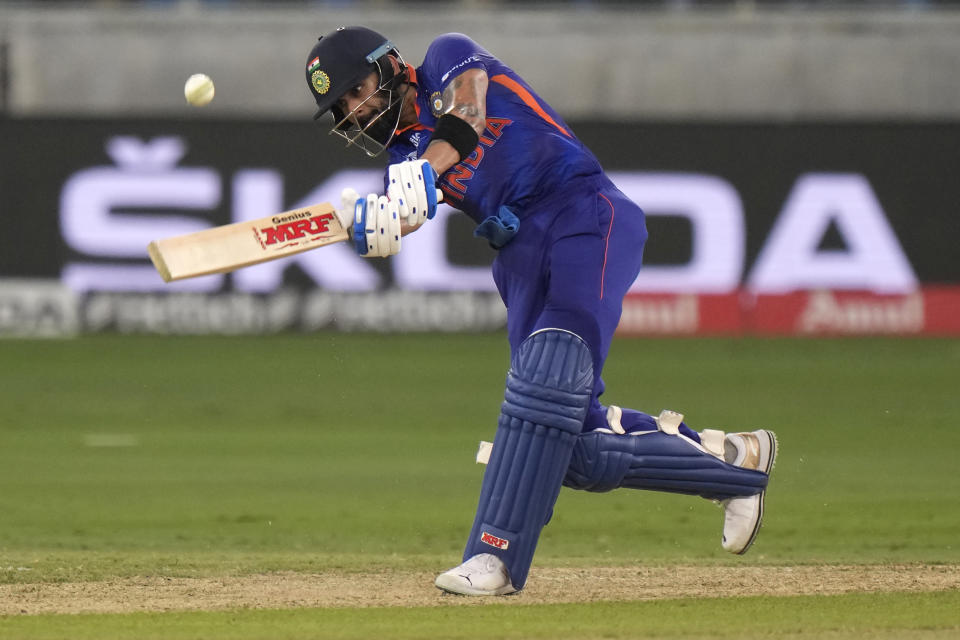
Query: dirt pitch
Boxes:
[{"xmin": 2, "ymin": 564, "xmax": 958, "ymax": 615}]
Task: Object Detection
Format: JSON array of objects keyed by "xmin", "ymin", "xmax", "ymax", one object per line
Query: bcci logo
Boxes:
[
  {"xmin": 430, "ymin": 91, "xmax": 443, "ymax": 117},
  {"xmin": 312, "ymin": 70, "xmax": 331, "ymax": 95}
]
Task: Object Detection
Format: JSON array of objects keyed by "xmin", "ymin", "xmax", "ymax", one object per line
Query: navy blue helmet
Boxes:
[{"xmin": 305, "ymin": 26, "xmax": 410, "ymax": 157}]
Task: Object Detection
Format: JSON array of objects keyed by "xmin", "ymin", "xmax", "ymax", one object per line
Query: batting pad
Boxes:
[
  {"xmin": 463, "ymin": 329, "xmax": 593, "ymax": 590},
  {"xmin": 564, "ymin": 430, "xmax": 769, "ymax": 501}
]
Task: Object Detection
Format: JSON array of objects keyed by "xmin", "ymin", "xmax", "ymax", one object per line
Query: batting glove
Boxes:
[
  {"xmin": 351, "ymin": 191, "xmax": 401, "ymax": 258},
  {"xmin": 337, "ymin": 187, "xmax": 361, "ymax": 229},
  {"xmin": 386, "ymin": 159, "xmax": 441, "ymax": 228}
]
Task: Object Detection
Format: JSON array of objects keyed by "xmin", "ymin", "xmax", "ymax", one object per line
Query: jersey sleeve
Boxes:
[{"xmin": 422, "ymin": 33, "xmax": 494, "ymax": 93}]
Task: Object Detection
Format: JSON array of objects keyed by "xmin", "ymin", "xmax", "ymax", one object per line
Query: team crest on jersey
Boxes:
[
  {"xmin": 311, "ymin": 70, "xmax": 331, "ymax": 95},
  {"xmin": 430, "ymin": 91, "xmax": 443, "ymax": 117}
]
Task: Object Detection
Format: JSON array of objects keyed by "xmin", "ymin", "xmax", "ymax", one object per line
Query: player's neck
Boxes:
[{"xmin": 397, "ymin": 84, "xmax": 419, "ymax": 129}]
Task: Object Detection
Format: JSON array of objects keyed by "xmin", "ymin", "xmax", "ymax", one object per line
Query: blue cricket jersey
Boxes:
[{"xmin": 386, "ymin": 33, "xmax": 606, "ymax": 226}]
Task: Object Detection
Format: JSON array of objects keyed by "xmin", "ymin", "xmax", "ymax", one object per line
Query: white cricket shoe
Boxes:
[
  {"xmin": 720, "ymin": 429, "xmax": 778, "ymax": 555},
  {"xmin": 435, "ymin": 553, "xmax": 517, "ymax": 596}
]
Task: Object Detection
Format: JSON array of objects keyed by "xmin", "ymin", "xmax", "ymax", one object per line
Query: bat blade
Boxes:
[{"xmin": 147, "ymin": 202, "xmax": 348, "ymax": 282}]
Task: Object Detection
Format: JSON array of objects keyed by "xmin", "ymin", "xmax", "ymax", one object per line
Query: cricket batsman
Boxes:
[{"xmin": 304, "ymin": 26, "xmax": 778, "ymax": 596}]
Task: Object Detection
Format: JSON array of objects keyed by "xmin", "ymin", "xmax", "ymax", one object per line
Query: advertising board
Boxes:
[{"xmin": 1, "ymin": 118, "xmax": 957, "ymax": 335}]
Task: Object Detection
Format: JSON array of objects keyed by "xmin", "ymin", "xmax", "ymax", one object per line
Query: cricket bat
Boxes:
[{"xmin": 147, "ymin": 202, "xmax": 347, "ymax": 282}]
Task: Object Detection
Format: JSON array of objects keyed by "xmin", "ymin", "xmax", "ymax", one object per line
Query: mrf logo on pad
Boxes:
[{"xmin": 481, "ymin": 531, "xmax": 510, "ymax": 550}]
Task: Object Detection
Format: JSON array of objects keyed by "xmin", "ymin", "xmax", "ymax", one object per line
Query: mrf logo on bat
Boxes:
[{"xmin": 254, "ymin": 210, "xmax": 337, "ymax": 250}]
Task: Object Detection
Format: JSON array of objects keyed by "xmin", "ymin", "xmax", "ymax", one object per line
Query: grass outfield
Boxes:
[{"xmin": 0, "ymin": 334, "xmax": 958, "ymax": 638}]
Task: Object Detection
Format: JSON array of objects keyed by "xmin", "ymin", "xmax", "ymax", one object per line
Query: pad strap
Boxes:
[
  {"xmin": 656, "ymin": 409, "xmax": 684, "ymax": 434},
  {"xmin": 699, "ymin": 429, "xmax": 727, "ymax": 459}
]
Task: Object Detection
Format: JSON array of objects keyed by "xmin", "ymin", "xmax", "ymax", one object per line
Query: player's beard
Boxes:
[{"xmin": 330, "ymin": 78, "xmax": 410, "ymax": 158}]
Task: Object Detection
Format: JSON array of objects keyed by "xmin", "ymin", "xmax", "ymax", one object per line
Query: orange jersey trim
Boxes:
[
  {"xmin": 395, "ymin": 67, "xmax": 430, "ymax": 136},
  {"xmin": 490, "ymin": 74, "xmax": 571, "ymax": 138},
  {"xmin": 396, "ymin": 121, "xmax": 431, "ymax": 135}
]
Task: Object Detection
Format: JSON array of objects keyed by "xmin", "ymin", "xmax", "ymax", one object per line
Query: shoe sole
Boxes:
[
  {"xmin": 733, "ymin": 429, "xmax": 778, "ymax": 555},
  {"xmin": 434, "ymin": 574, "xmax": 518, "ymax": 597}
]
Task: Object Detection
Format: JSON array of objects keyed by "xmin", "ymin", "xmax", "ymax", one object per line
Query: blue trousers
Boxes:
[
  {"xmin": 464, "ymin": 176, "xmax": 741, "ymax": 587},
  {"xmin": 492, "ymin": 175, "xmax": 648, "ymax": 432}
]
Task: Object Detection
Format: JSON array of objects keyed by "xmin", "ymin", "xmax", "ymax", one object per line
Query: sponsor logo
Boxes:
[
  {"xmin": 271, "ymin": 210, "xmax": 313, "ymax": 225},
  {"xmin": 441, "ymin": 55, "xmax": 480, "ymax": 83},
  {"xmin": 409, "ymin": 132, "xmax": 422, "ymax": 148},
  {"xmin": 799, "ymin": 290, "xmax": 924, "ymax": 334},
  {"xmin": 311, "ymin": 70, "xmax": 331, "ymax": 95},
  {"xmin": 406, "ymin": 132, "xmax": 423, "ymax": 160},
  {"xmin": 0, "ymin": 280, "xmax": 79, "ymax": 338},
  {"xmin": 258, "ymin": 212, "xmax": 335, "ymax": 247},
  {"xmin": 619, "ymin": 295, "xmax": 699, "ymax": 334},
  {"xmin": 52, "ymin": 140, "xmax": 927, "ymax": 303},
  {"xmin": 481, "ymin": 531, "xmax": 509, "ymax": 550}
]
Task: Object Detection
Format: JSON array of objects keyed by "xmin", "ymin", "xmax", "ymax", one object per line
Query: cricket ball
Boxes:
[{"xmin": 184, "ymin": 73, "xmax": 215, "ymax": 107}]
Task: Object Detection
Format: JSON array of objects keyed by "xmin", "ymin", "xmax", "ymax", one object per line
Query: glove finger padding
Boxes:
[
  {"xmin": 354, "ymin": 192, "xmax": 401, "ymax": 258},
  {"xmin": 387, "ymin": 170, "xmax": 411, "ymax": 224},
  {"xmin": 377, "ymin": 195, "xmax": 401, "ymax": 256},
  {"xmin": 401, "ymin": 162, "xmax": 421, "ymax": 225},
  {"xmin": 387, "ymin": 159, "xmax": 440, "ymax": 228}
]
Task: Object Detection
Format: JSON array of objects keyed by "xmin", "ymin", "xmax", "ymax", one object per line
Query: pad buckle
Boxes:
[
  {"xmin": 699, "ymin": 429, "xmax": 727, "ymax": 459},
  {"xmin": 606, "ymin": 405, "xmax": 625, "ymax": 434},
  {"xmin": 656, "ymin": 409, "xmax": 684, "ymax": 435},
  {"xmin": 476, "ymin": 440, "xmax": 493, "ymax": 465}
]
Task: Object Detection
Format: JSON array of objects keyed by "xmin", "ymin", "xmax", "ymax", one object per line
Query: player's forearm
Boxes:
[
  {"xmin": 421, "ymin": 140, "xmax": 462, "ymax": 175},
  {"xmin": 422, "ymin": 68, "xmax": 488, "ymax": 175}
]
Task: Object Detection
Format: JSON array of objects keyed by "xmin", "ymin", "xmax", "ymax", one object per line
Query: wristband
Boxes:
[{"xmin": 430, "ymin": 113, "xmax": 480, "ymax": 162}]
